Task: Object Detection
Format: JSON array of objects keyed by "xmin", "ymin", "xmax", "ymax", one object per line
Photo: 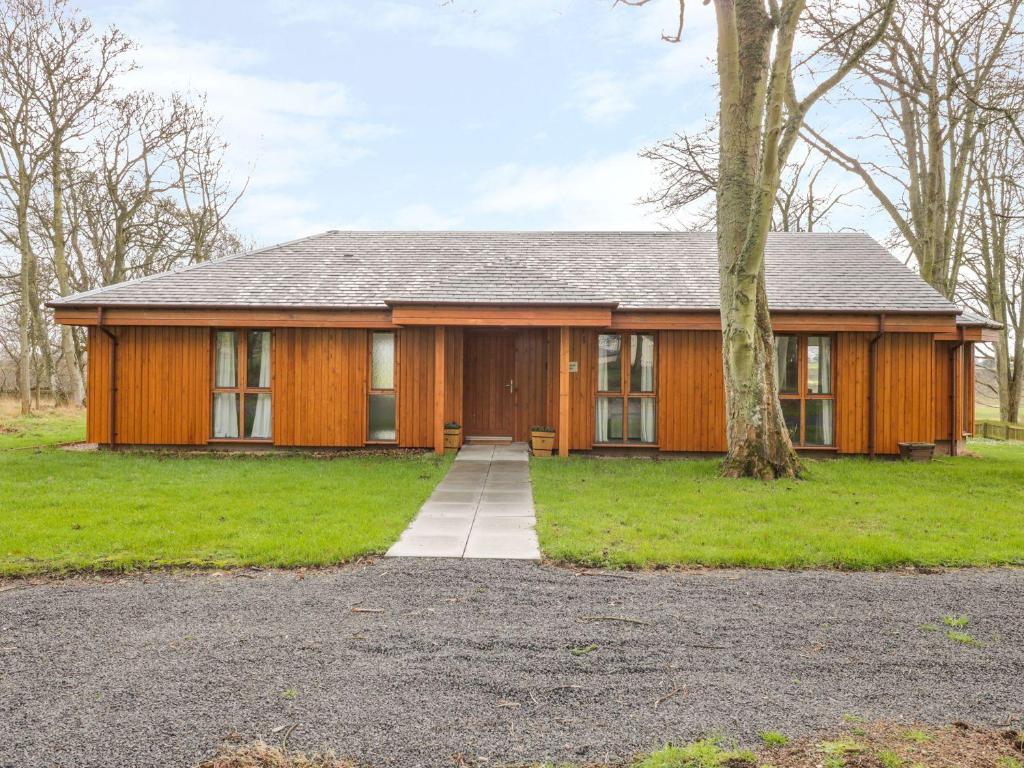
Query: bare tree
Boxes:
[
  {"xmin": 31, "ymin": 0, "xmax": 132, "ymax": 405},
  {"xmin": 641, "ymin": 129, "xmax": 852, "ymax": 232},
  {"xmin": 804, "ymin": 0, "xmax": 1023, "ymax": 298},
  {"xmin": 623, "ymin": 0, "xmax": 895, "ymax": 478},
  {"xmin": 961, "ymin": 114, "xmax": 1024, "ymax": 423},
  {"xmin": 0, "ymin": 0, "xmax": 49, "ymax": 414},
  {"xmin": 0, "ymin": 1, "xmax": 246, "ymax": 411}
]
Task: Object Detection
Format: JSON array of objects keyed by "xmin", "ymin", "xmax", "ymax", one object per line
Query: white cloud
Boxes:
[
  {"xmin": 269, "ymin": 0, "xmax": 577, "ymax": 52},
  {"xmin": 473, "ymin": 152, "xmax": 664, "ymax": 229},
  {"xmin": 92, "ymin": 4, "xmax": 398, "ymax": 244},
  {"xmin": 570, "ymin": 71, "xmax": 635, "ymax": 124}
]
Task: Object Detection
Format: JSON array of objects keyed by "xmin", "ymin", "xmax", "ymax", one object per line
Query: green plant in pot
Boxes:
[
  {"xmin": 443, "ymin": 422, "xmax": 462, "ymax": 452},
  {"xmin": 530, "ymin": 425, "xmax": 555, "ymax": 457}
]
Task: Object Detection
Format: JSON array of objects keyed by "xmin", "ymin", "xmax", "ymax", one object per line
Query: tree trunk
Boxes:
[
  {"xmin": 16, "ymin": 165, "xmax": 33, "ymax": 415},
  {"xmin": 50, "ymin": 139, "xmax": 86, "ymax": 406},
  {"xmin": 715, "ymin": 0, "xmax": 800, "ymax": 479}
]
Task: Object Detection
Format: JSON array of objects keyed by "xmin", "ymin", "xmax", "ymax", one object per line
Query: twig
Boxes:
[
  {"xmin": 579, "ymin": 615, "xmax": 653, "ymax": 626},
  {"xmin": 654, "ymin": 685, "xmax": 686, "ymax": 710},
  {"xmin": 350, "ymin": 607, "xmax": 384, "ymax": 614},
  {"xmin": 575, "ymin": 570, "xmax": 632, "ymax": 580}
]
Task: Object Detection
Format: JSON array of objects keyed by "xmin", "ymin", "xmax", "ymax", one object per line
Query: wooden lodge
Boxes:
[{"xmin": 49, "ymin": 231, "xmax": 999, "ymax": 457}]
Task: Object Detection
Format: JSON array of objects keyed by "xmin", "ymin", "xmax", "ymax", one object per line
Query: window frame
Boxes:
[
  {"xmin": 594, "ymin": 331, "xmax": 657, "ymax": 446},
  {"xmin": 210, "ymin": 328, "xmax": 273, "ymax": 442},
  {"xmin": 775, "ymin": 332, "xmax": 836, "ymax": 448},
  {"xmin": 366, "ymin": 330, "xmax": 398, "ymax": 444}
]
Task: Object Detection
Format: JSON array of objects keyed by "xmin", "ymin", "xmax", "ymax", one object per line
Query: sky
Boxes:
[{"xmin": 84, "ymin": 0, "xmax": 891, "ymax": 250}]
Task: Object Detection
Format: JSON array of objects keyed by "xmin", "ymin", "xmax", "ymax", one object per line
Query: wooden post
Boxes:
[
  {"xmin": 434, "ymin": 326, "xmax": 446, "ymax": 455},
  {"xmin": 558, "ymin": 326, "xmax": 570, "ymax": 457}
]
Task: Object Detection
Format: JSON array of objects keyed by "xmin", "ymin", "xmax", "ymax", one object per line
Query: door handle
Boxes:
[{"xmin": 505, "ymin": 379, "xmax": 514, "ymax": 393}]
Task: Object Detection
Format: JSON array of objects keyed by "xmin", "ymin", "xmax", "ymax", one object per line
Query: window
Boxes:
[
  {"xmin": 368, "ymin": 331, "xmax": 396, "ymax": 442},
  {"xmin": 774, "ymin": 334, "xmax": 834, "ymax": 446},
  {"xmin": 212, "ymin": 329, "xmax": 272, "ymax": 440},
  {"xmin": 595, "ymin": 333, "xmax": 656, "ymax": 444}
]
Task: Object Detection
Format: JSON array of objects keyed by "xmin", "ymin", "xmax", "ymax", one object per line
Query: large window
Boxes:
[
  {"xmin": 368, "ymin": 331, "xmax": 396, "ymax": 442},
  {"xmin": 212, "ymin": 329, "xmax": 272, "ymax": 440},
  {"xmin": 775, "ymin": 334, "xmax": 834, "ymax": 446},
  {"xmin": 595, "ymin": 333, "xmax": 656, "ymax": 444}
]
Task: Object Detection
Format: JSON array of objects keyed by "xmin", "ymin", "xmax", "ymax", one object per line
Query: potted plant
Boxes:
[
  {"xmin": 530, "ymin": 425, "xmax": 556, "ymax": 457},
  {"xmin": 898, "ymin": 441, "xmax": 935, "ymax": 462},
  {"xmin": 443, "ymin": 422, "xmax": 462, "ymax": 452}
]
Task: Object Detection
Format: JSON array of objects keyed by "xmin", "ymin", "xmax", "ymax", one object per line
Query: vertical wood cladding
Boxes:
[
  {"xmin": 835, "ymin": 332, "xmax": 870, "ymax": 454},
  {"xmin": 84, "ymin": 324, "xmax": 953, "ymax": 456},
  {"xmin": 86, "ymin": 325, "xmax": 208, "ymax": 445},
  {"xmin": 443, "ymin": 327, "xmax": 464, "ymax": 427},
  {"xmin": 657, "ymin": 330, "xmax": 727, "ymax": 452},
  {"xmin": 397, "ymin": 326, "xmax": 435, "ymax": 448},
  {"xmin": 273, "ymin": 328, "xmax": 367, "ymax": 447}
]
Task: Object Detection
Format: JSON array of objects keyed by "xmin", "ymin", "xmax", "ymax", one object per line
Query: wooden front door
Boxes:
[{"xmin": 463, "ymin": 332, "xmax": 516, "ymax": 437}]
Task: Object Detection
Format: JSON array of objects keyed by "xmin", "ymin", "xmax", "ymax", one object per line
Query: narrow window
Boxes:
[
  {"xmin": 595, "ymin": 332, "xmax": 656, "ymax": 444},
  {"xmin": 368, "ymin": 331, "xmax": 396, "ymax": 442},
  {"xmin": 211, "ymin": 329, "xmax": 272, "ymax": 440},
  {"xmin": 774, "ymin": 334, "xmax": 834, "ymax": 447}
]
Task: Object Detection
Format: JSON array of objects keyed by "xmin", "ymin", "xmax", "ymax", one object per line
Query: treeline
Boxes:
[{"xmin": 0, "ymin": 0, "xmax": 245, "ymax": 413}]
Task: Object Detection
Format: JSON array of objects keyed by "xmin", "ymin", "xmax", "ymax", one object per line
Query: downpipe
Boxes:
[
  {"xmin": 97, "ymin": 307, "xmax": 118, "ymax": 448},
  {"xmin": 868, "ymin": 313, "xmax": 886, "ymax": 459}
]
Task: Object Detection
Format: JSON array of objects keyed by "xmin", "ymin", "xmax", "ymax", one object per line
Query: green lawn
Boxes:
[
  {"xmin": 531, "ymin": 441, "xmax": 1024, "ymax": 569},
  {"xmin": 0, "ymin": 405, "xmax": 450, "ymax": 576}
]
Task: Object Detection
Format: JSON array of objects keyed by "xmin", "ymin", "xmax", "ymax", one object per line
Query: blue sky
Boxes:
[{"xmin": 86, "ymin": 0, "xmax": 888, "ymax": 249}]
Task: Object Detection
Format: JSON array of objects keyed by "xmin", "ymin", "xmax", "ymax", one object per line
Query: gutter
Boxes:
[
  {"xmin": 97, "ymin": 307, "xmax": 118, "ymax": 448},
  {"xmin": 949, "ymin": 326, "xmax": 966, "ymax": 457},
  {"xmin": 868, "ymin": 313, "xmax": 886, "ymax": 459}
]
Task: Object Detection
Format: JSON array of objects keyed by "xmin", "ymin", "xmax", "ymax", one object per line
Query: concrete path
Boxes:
[{"xmin": 386, "ymin": 443, "xmax": 540, "ymax": 559}]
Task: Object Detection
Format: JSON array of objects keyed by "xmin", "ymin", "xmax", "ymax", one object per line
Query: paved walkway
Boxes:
[{"xmin": 386, "ymin": 443, "xmax": 540, "ymax": 559}]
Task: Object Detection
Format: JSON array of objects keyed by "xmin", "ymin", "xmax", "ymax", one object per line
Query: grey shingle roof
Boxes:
[
  {"xmin": 51, "ymin": 230, "xmax": 961, "ymax": 315},
  {"xmin": 957, "ymin": 309, "xmax": 1002, "ymax": 329}
]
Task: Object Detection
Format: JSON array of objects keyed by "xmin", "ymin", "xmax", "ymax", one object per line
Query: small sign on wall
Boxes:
[{"xmin": 568, "ymin": 361, "xmax": 578, "ymax": 373}]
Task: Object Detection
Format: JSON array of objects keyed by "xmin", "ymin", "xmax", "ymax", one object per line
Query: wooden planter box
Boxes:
[
  {"xmin": 898, "ymin": 441, "xmax": 935, "ymax": 462},
  {"xmin": 530, "ymin": 430, "xmax": 555, "ymax": 457},
  {"xmin": 443, "ymin": 427, "xmax": 462, "ymax": 453}
]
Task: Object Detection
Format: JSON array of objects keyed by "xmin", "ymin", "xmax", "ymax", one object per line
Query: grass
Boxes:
[
  {"xmin": 201, "ymin": 724, "xmax": 1024, "ymax": 768},
  {"xmin": 0, "ymin": 403, "xmax": 450, "ymax": 576},
  {"xmin": 531, "ymin": 441, "xmax": 1024, "ymax": 569}
]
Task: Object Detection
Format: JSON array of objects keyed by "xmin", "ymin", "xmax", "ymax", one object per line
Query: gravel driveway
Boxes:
[{"xmin": 1, "ymin": 561, "xmax": 1022, "ymax": 768}]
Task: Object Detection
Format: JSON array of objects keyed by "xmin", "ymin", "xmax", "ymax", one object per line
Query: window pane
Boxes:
[
  {"xmin": 627, "ymin": 397, "xmax": 656, "ymax": 443},
  {"xmin": 214, "ymin": 331, "xmax": 237, "ymax": 388},
  {"xmin": 244, "ymin": 393, "xmax": 272, "ymax": 439},
  {"xmin": 807, "ymin": 336, "xmax": 832, "ymax": 394},
  {"xmin": 597, "ymin": 334, "xmax": 622, "ymax": 392},
  {"xmin": 371, "ymin": 332, "xmax": 395, "ymax": 390},
  {"xmin": 629, "ymin": 334, "xmax": 655, "ymax": 393},
  {"xmin": 780, "ymin": 399, "xmax": 800, "ymax": 444},
  {"xmin": 775, "ymin": 335, "xmax": 798, "ymax": 394},
  {"xmin": 246, "ymin": 331, "xmax": 271, "ymax": 388},
  {"xmin": 212, "ymin": 392, "xmax": 239, "ymax": 438},
  {"xmin": 804, "ymin": 399, "xmax": 834, "ymax": 446},
  {"xmin": 368, "ymin": 393, "xmax": 396, "ymax": 441},
  {"xmin": 594, "ymin": 396, "xmax": 623, "ymax": 442}
]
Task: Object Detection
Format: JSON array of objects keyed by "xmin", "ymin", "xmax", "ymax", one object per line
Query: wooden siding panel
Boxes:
[
  {"xmin": 836, "ymin": 332, "xmax": 870, "ymax": 454},
  {"xmin": 443, "ymin": 328, "xmax": 464, "ymax": 426},
  {"xmin": 568, "ymin": 328, "xmax": 596, "ymax": 450},
  {"xmin": 85, "ymin": 327, "xmax": 111, "ymax": 443},
  {"xmin": 398, "ymin": 327, "xmax": 435, "ymax": 448},
  {"xmin": 86, "ymin": 326, "xmax": 209, "ymax": 445},
  {"xmin": 657, "ymin": 330, "xmax": 727, "ymax": 452},
  {"xmin": 875, "ymin": 332, "xmax": 934, "ymax": 454},
  {"xmin": 273, "ymin": 328, "xmax": 367, "ymax": 447}
]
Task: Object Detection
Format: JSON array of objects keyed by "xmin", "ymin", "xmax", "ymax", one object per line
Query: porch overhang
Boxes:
[{"xmin": 388, "ymin": 302, "xmax": 616, "ymax": 327}]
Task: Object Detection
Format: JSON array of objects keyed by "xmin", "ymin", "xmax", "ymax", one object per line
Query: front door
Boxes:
[{"xmin": 463, "ymin": 332, "xmax": 516, "ymax": 438}]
